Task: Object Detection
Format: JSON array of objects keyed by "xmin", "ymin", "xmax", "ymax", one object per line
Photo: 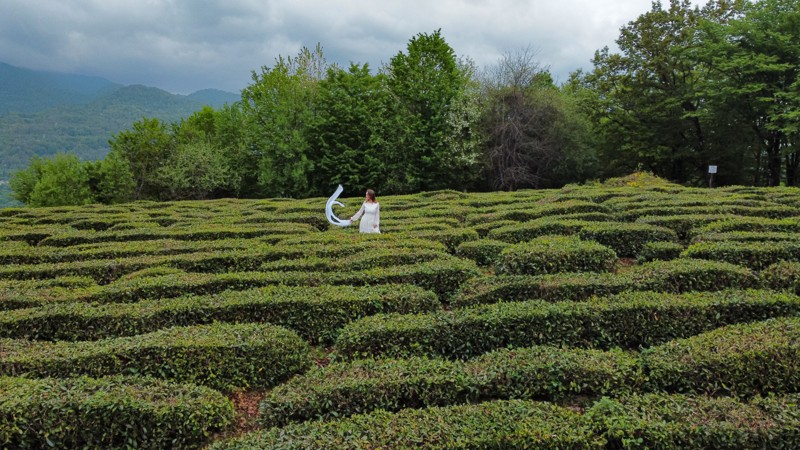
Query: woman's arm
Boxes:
[{"xmin": 351, "ymin": 202, "xmax": 366, "ymax": 221}]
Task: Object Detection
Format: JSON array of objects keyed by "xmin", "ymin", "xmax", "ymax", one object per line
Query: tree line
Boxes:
[{"xmin": 10, "ymin": 0, "xmax": 800, "ymax": 207}]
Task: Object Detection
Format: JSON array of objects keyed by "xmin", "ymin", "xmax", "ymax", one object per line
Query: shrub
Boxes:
[
  {"xmin": 0, "ymin": 323, "xmax": 310, "ymax": 391},
  {"xmin": 588, "ymin": 393, "xmax": 800, "ymax": 449},
  {"xmin": 487, "ymin": 218, "xmax": 590, "ymax": 243},
  {"xmin": 642, "ymin": 317, "xmax": 800, "ymax": 396},
  {"xmin": 0, "ymin": 284, "xmax": 439, "ymax": 344},
  {"xmin": 455, "ymin": 239, "xmax": 509, "ymax": 266},
  {"xmin": 578, "ymin": 222, "xmax": 678, "ymax": 258},
  {"xmin": 496, "ymin": 235, "xmax": 618, "ymax": 275},
  {"xmin": 762, "ymin": 261, "xmax": 800, "ymax": 294},
  {"xmin": 682, "ymin": 240, "xmax": 800, "ymax": 270},
  {"xmin": 452, "ymin": 259, "xmax": 757, "ymax": 307},
  {"xmin": 634, "ymin": 214, "xmax": 737, "ymax": 239},
  {"xmin": 335, "ymin": 290, "xmax": 800, "ymax": 360},
  {"xmin": 259, "ymin": 346, "xmax": 643, "ymax": 427},
  {"xmin": 0, "ymin": 375, "xmax": 233, "ymax": 449},
  {"xmin": 637, "ymin": 241, "xmax": 683, "ymax": 263},
  {"xmin": 214, "ymin": 400, "xmax": 602, "ymax": 450}
]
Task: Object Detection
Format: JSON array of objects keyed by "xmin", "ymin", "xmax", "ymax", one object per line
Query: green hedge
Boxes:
[
  {"xmin": 634, "ymin": 214, "xmax": 737, "ymax": 239},
  {"xmin": 588, "ymin": 393, "xmax": 800, "ymax": 449},
  {"xmin": 0, "ymin": 284, "xmax": 439, "ymax": 344},
  {"xmin": 400, "ymin": 228, "xmax": 479, "ymax": 252},
  {"xmin": 334, "ymin": 289, "xmax": 800, "ymax": 360},
  {"xmin": 0, "ymin": 375, "xmax": 233, "ymax": 449},
  {"xmin": 637, "ymin": 241, "xmax": 684, "ymax": 263},
  {"xmin": 37, "ymin": 223, "xmax": 316, "ymax": 247},
  {"xmin": 215, "ymin": 400, "xmax": 601, "ymax": 450},
  {"xmin": 259, "ymin": 346, "xmax": 642, "ymax": 427},
  {"xmin": 643, "ymin": 317, "xmax": 800, "ymax": 396},
  {"xmin": 455, "ymin": 239, "xmax": 509, "ymax": 266},
  {"xmin": 487, "ymin": 218, "xmax": 590, "ymax": 243},
  {"xmin": 762, "ymin": 261, "xmax": 800, "ymax": 294},
  {"xmin": 453, "ymin": 259, "xmax": 757, "ymax": 307},
  {"xmin": 693, "ymin": 216, "xmax": 800, "ymax": 237},
  {"xmin": 0, "ymin": 323, "xmax": 310, "ymax": 392},
  {"xmin": 691, "ymin": 231, "xmax": 800, "ymax": 243},
  {"xmin": 682, "ymin": 240, "xmax": 800, "ymax": 270},
  {"xmin": 578, "ymin": 222, "xmax": 678, "ymax": 258},
  {"xmin": 495, "ymin": 235, "xmax": 618, "ymax": 275}
]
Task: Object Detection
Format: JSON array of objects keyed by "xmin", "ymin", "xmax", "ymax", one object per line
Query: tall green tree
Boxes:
[
  {"xmin": 241, "ymin": 45, "xmax": 328, "ymax": 197},
  {"xmin": 579, "ymin": 0, "xmax": 743, "ymax": 184},
  {"xmin": 308, "ymin": 63, "xmax": 390, "ymax": 194},
  {"xmin": 108, "ymin": 117, "xmax": 174, "ymax": 199},
  {"xmin": 698, "ymin": 0, "xmax": 800, "ymax": 186},
  {"xmin": 155, "ymin": 141, "xmax": 236, "ymax": 200},
  {"xmin": 87, "ymin": 150, "xmax": 136, "ymax": 204},
  {"xmin": 14, "ymin": 153, "xmax": 95, "ymax": 207},
  {"xmin": 384, "ymin": 30, "xmax": 477, "ymax": 192}
]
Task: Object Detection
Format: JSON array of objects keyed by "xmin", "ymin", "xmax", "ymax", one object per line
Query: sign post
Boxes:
[{"xmin": 708, "ymin": 165, "xmax": 717, "ymax": 188}]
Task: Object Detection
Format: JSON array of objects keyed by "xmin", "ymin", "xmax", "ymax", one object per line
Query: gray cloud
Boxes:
[{"xmin": 0, "ymin": 0, "xmax": 690, "ymax": 94}]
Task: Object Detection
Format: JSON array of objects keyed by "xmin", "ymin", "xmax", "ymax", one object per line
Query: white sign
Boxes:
[{"xmin": 708, "ymin": 165, "xmax": 718, "ymax": 174}]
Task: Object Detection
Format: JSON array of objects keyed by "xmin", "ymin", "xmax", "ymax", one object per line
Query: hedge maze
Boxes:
[{"xmin": 1, "ymin": 177, "xmax": 800, "ymax": 448}]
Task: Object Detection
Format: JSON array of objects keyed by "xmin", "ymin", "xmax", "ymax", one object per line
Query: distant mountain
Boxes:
[
  {"xmin": 0, "ymin": 62, "xmax": 122, "ymax": 116},
  {"xmin": 0, "ymin": 62, "xmax": 241, "ymax": 183}
]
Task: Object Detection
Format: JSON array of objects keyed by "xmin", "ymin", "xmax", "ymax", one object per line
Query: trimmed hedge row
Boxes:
[
  {"xmin": 216, "ymin": 400, "xmax": 600, "ymax": 450},
  {"xmin": 578, "ymin": 222, "xmax": 678, "ymax": 257},
  {"xmin": 643, "ymin": 317, "xmax": 800, "ymax": 396},
  {"xmin": 260, "ymin": 248, "xmax": 447, "ymax": 273},
  {"xmin": 495, "ymin": 235, "xmax": 617, "ymax": 275},
  {"xmin": 0, "ymin": 284, "xmax": 439, "ymax": 344},
  {"xmin": 488, "ymin": 218, "xmax": 590, "ymax": 243},
  {"xmin": 222, "ymin": 394, "xmax": 800, "ymax": 450},
  {"xmin": 762, "ymin": 261, "xmax": 800, "ymax": 294},
  {"xmin": 455, "ymin": 239, "xmax": 510, "ymax": 266},
  {"xmin": 637, "ymin": 241, "xmax": 684, "ymax": 263},
  {"xmin": 37, "ymin": 223, "xmax": 317, "ymax": 247},
  {"xmin": 465, "ymin": 199, "xmax": 610, "ymax": 225},
  {"xmin": 453, "ymin": 259, "xmax": 757, "ymax": 307},
  {"xmin": 259, "ymin": 346, "xmax": 642, "ymax": 426},
  {"xmin": 588, "ymin": 393, "xmax": 800, "ymax": 449},
  {"xmin": 682, "ymin": 240, "xmax": 800, "ymax": 270},
  {"xmin": 487, "ymin": 219, "xmax": 677, "ymax": 257},
  {"xmin": 691, "ymin": 230, "xmax": 800, "ymax": 243},
  {"xmin": 692, "ymin": 216, "xmax": 800, "ymax": 236},
  {"xmin": 0, "ymin": 322, "xmax": 310, "ymax": 391},
  {"xmin": 334, "ymin": 289, "xmax": 800, "ymax": 360},
  {"xmin": 0, "ymin": 375, "xmax": 233, "ymax": 449},
  {"xmin": 636, "ymin": 214, "xmax": 737, "ymax": 239},
  {"xmin": 615, "ymin": 204, "xmax": 799, "ymax": 221}
]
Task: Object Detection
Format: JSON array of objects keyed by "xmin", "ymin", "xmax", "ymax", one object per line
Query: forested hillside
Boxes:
[{"xmin": 0, "ymin": 62, "xmax": 239, "ymax": 201}]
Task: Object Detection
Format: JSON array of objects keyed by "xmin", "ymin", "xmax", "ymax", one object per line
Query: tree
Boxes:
[
  {"xmin": 481, "ymin": 48, "xmax": 596, "ymax": 190},
  {"xmin": 241, "ymin": 44, "xmax": 329, "ymax": 197},
  {"xmin": 87, "ymin": 150, "xmax": 136, "ymax": 204},
  {"xmin": 578, "ymin": 0, "xmax": 743, "ymax": 184},
  {"xmin": 155, "ymin": 141, "xmax": 236, "ymax": 200},
  {"xmin": 698, "ymin": 0, "xmax": 800, "ymax": 186},
  {"xmin": 24, "ymin": 153, "xmax": 94, "ymax": 207},
  {"xmin": 384, "ymin": 30, "xmax": 477, "ymax": 192},
  {"xmin": 307, "ymin": 63, "xmax": 391, "ymax": 194},
  {"xmin": 108, "ymin": 117, "xmax": 173, "ymax": 199},
  {"xmin": 9, "ymin": 156, "xmax": 44, "ymax": 204}
]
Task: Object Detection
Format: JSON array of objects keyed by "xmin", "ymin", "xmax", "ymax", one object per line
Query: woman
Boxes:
[{"xmin": 350, "ymin": 189, "xmax": 380, "ymax": 233}]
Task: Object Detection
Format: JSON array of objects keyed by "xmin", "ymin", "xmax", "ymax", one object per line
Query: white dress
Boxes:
[{"xmin": 351, "ymin": 202, "xmax": 380, "ymax": 233}]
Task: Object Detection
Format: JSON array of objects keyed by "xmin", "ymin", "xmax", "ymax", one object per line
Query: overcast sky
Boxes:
[{"xmin": 1, "ymin": 0, "xmax": 692, "ymax": 95}]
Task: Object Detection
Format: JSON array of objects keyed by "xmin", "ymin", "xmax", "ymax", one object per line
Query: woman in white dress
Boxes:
[{"xmin": 350, "ymin": 189, "xmax": 380, "ymax": 233}]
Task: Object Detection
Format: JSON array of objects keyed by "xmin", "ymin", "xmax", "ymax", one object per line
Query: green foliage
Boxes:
[
  {"xmin": 335, "ymin": 289, "xmax": 797, "ymax": 360},
  {"xmin": 455, "ymin": 239, "xmax": 509, "ymax": 266},
  {"xmin": 13, "ymin": 153, "xmax": 95, "ymax": 207},
  {"xmin": 0, "ymin": 375, "xmax": 233, "ymax": 449},
  {"xmin": 259, "ymin": 346, "xmax": 642, "ymax": 427},
  {"xmin": 109, "ymin": 117, "xmax": 173, "ymax": 199},
  {"xmin": 588, "ymin": 393, "xmax": 800, "ymax": 449},
  {"xmin": 638, "ymin": 241, "xmax": 684, "ymax": 263},
  {"xmin": 0, "ymin": 284, "xmax": 439, "ymax": 344},
  {"xmin": 682, "ymin": 240, "xmax": 800, "ymax": 269},
  {"xmin": 213, "ymin": 400, "xmax": 601, "ymax": 450},
  {"xmin": 643, "ymin": 317, "xmax": 800, "ymax": 396},
  {"xmin": 0, "ymin": 322, "xmax": 311, "ymax": 391},
  {"xmin": 762, "ymin": 261, "xmax": 800, "ymax": 294},
  {"xmin": 155, "ymin": 141, "xmax": 238, "ymax": 200},
  {"xmin": 495, "ymin": 235, "xmax": 618, "ymax": 275},
  {"xmin": 578, "ymin": 222, "xmax": 678, "ymax": 257}
]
